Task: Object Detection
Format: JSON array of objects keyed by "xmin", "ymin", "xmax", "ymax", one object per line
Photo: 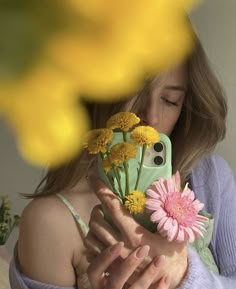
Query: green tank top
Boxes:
[
  {"xmin": 56, "ymin": 194, "xmax": 218, "ymax": 273},
  {"xmin": 56, "ymin": 193, "xmax": 89, "ymax": 237}
]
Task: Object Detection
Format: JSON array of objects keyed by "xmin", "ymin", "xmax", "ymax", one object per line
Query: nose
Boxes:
[{"xmin": 139, "ymin": 99, "xmax": 160, "ymax": 128}]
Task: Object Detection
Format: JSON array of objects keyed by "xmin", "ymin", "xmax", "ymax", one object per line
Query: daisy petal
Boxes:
[
  {"xmin": 185, "ymin": 227, "xmax": 195, "ymax": 243},
  {"xmin": 145, "ymin": 199, "xmax": 162, "ymax": 210},
  {"xmin": 150, "ymin": 208, "xmax": 167, "ymax": 223},
  {"xmin": 168, "ymin": 219, "xmax": 179, "ymax": 242}
]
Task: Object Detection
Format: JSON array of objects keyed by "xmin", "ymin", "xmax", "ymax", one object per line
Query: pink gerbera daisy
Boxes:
[{"xmin": 145, "ymin": 171, "xmax": 208, "ymax": 243}]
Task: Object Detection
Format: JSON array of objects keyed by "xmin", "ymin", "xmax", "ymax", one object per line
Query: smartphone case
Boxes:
[{"xmin": 98, "ymin": 131, "xmax": 172, "ymax": 232}]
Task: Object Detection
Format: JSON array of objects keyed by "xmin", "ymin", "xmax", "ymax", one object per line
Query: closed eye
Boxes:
[{"xmin": 161, "ymin": 96, "xmax": 178, "ymax": 106}]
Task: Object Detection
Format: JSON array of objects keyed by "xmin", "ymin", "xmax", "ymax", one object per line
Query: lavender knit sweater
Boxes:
[{"xmin": 9, "ymin": 154, "xmax": 236, "ymax": 288}]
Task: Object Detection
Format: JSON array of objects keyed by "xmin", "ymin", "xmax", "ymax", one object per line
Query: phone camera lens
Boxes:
[
  {"xmin": 154, "ymin": 156, "xmax": 164, "ymax": 166},
  {"xmin": 154, "ymin": 142, "xmax": 163, "ymax": 152}
]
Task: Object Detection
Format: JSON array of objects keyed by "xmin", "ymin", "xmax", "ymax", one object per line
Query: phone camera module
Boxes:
[
  {"xmin": 154, "ymin": 156, "xmax": 164, "ymax": 166},
  {"xmin": 154, "ymin": 142, "xmax": 164, "ymax": 152}
]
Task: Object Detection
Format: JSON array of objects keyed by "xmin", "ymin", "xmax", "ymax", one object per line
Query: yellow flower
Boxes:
[
  {"xmin": 48, "ymin": 0, "xmax": 197, "ymax": 99},
  {"xmin": 131, "ymin": 126, "xmax": 160, "ymax": 148},
  {"xmin": 0, "ymin": 0, "xmax": 198, "ymax": 167},
  {"xmin": 84, "ymin": 129, "xmax": 113, "ymax": 154},
  {"xmin": 110, "ymin": 142, "xmax": 137, "ymax": 166},
  {"xmin": 102, "ymin": 157, "xmax": 112, "ymax": 174},
  {"xmin": 106, "ymin": 112, "xmax": 140, "ymax": 132},
  {"xmin": 124, "ymin": 190, "xmax": 146, "ymax": 214},
  {"xmin": 0, "ymin": 63, "xmax": 90, "ymax": 167}
]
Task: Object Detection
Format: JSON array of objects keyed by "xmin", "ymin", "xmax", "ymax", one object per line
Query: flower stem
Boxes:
[
  {"xmin": 123, "ymin": 131, "xmax": 127, "ymax": 142},
  {"xmin": 134, "ymin": 144, "xmax": 147, "ymax": 190},
  {"xmin": 106, "ymin": 154, "xmax": 124, "ymax": 198},
  {"xmin": 113, "ymin": 165, "xmax": 124, "ymax": 199},
  {"xmin": 123, "ymin": 160, "xmax": 130, "ymax": 196},
  {"xmin": 106, "ymin": 174, "xmax": 116, "ymax": 194},
  {"xmin": 99, "ymin": 151, "xmax": 121, "ymax": 197}
]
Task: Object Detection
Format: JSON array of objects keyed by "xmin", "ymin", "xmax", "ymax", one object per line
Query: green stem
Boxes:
[
  {"xmin": 106, "ymin": 154, "xmax": 124, "ymax": 198},
  {"xmin": 123, "ymin": 131, "xmax": 127, "ymax": 142},
  {"xmin": 106, "ymin": 174, "xmax": 116, "ymax": 194},
  {"xmin": 134, "ymin": 144, "xmax": 147, "ymax": 190},
  {"xmin": 113, "ymin": 165, "xmax": 124, "ymax": 199},
  {"xmin": 99, "ymin": 151, "xmax": 105, "ymax": 160},
  {"xmin": 123, "ymin": 161, "xmax": 130, "ymax": 196}
]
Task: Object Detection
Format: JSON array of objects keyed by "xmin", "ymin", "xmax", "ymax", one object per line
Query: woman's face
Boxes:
[{"xmin": 139, "ymin": 64, "xmax": 187, "ymax": 136}]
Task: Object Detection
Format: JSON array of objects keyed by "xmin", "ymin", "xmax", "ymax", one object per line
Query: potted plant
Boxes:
[{"xmin": 0, "ymin": 195, "xmax": 20, "ymax": 263}]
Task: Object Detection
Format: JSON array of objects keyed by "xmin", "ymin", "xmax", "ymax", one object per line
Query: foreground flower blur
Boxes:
[
  {"xmin": 146, "ymin": 171, "xmax": 208, "ymax": 243},
  {"xmin": 0, "ymin": 0, "xmax": 199, "ymax": 167}
]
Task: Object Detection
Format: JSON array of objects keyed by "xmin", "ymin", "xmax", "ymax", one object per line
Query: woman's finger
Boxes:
[
  {"xmin": 105, "ymin": 245, "xmax": 150, "ymax": 289},
  {"xmin": 128, "ymin": 255, "xmax": 166, "ymax": 289},
  {"xmin": 84, "ymin": 230, "xmax": 106, "ymax": 255},
  {"xmin": 89, "ymin": 177, "xmax": 141, "ymax": 236},
  {"xmin": 87, "ymin": 242, "xmax": 124, "ymax": 289},
  {"xmin": 154, "ymin": 275, "xmax": 171, "ymax": 289},
  {"xmin": 89, "ymin": 205, "xmax": 120, "ymax": 246}
]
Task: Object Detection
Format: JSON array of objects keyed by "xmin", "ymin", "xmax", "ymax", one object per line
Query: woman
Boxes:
[{"xmin": 9, "ymin": 35, "xmax": 236, "ymax": 289}]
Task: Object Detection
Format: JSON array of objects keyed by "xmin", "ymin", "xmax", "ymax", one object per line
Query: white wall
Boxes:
[
  {"xmin": 191, "ymin": 0, "xmax": 236, "ymax": 174},
  {"xmin": 1, "ymin": 1, "xmax": 236, "ymax": 254},
  {"xmin": 0, "ymin": 122, "xmax": 42, "ymax": 253}
]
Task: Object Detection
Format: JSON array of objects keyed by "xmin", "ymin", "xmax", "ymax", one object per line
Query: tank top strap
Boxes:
[{"xmin": 56, "ymin": 193, "xmax": 89, "ymax": 236}]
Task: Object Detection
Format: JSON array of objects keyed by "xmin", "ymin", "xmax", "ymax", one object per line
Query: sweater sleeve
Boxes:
[
  {"xmin": 177, "ymin": 248, "xmax": 236, "ymax": 289},
  {"xmin": 177, "ymin": 155, "xmax": 236, "ymax": 289}
]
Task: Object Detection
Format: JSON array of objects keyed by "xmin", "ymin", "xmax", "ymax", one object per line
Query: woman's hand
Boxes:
[
  {"xmin": 85, "ymin": 176, "xmax": 188, "ymax": 289},
  {"xmin": 87, "ymin": 242, "xmax": 171, "ymax": 289}
]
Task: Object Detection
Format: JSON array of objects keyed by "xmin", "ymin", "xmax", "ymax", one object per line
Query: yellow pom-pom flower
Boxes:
[
  {"xmin": 110, "ymin": 142, "xmax": 137, "ymax": 166},
  {"xmin": 124, "ymin": 190, "xmax": 146, "ymax": 214},
  {"xmin": 84, "ymin": 128, "xmax": 113, "ymax": 154},
  {"xmin": 131, "ymin": 126, "xmax": 160, "ymax": 148},
  {"xmin": 107, "ymin": 112, "xmax": 140, "ymax": 132}
]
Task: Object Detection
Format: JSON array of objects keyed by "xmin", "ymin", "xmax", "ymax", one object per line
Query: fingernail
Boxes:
[
  {"xmin": 154, "ymin": 255, "xmax": 166, "ymax": 268},
  {"xmin": 109, "ymin": 242, "xmax": 124, "ymax": 254},
  {"xmin": 135, "ymin": 245, "xmax": 150, "ymax": 259}
]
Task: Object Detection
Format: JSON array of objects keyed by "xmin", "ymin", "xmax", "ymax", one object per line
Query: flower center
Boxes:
[{"xmin": 164, "ymin": 192, "xmax": 197, "ymax": 226}]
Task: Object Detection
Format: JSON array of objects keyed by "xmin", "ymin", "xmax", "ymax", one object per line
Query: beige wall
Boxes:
[
  {"xmin": 191, "ymin": 0, "xmax": 236, "ymax": 173},
  {"xmin": 0, "ymin": 122, "xmax": 42, "ymax": 253},
  {"xmin": 1, "ymin": 1, "xmax": 236, "ymax": 254}
]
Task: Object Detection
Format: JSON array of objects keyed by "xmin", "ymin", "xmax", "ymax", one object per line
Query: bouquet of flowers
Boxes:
[
  {"xmin": 0, "ymin": 196, "xmax": 20, "ymax": 245},
  {"xmin": 84, "ymin": 112, "xmax": 208, "ymax": 243}
]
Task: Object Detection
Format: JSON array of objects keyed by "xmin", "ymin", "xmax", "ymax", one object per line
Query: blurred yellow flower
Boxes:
[
  {"xmin": 124, "ymin": 190, "xmax": 146, "ymax": 214},
  {"xmin": 131, "ymin": 126, "xmax": 160, "ymax": 148},
  {"xmin": 1, "ymin": 64, "xmax": 89, "ymax": 167},
  {"xmin": 107, "ymin": 112, "xmax": 140, "ymax": 132},
  {"xmin": 0, "ymin": 0, "xmax": 199, "ymax": 167},
  {"xmin": 48, "ymin": 0, "xmax": 197, "ymax": 99},
  {"xmin": 83, "ymin": 128, "xmax": 113, "ymax": 154},
  {"xmin": 110, "ymin": 142, "xmax": 137, "ymax": 166}
]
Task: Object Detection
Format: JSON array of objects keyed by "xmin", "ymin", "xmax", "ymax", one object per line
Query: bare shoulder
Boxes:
[{"xmin": 18, "ymin": 195, "xmax": 84, "ymax": 287}]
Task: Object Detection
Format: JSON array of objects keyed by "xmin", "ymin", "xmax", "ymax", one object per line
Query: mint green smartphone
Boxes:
[
  {"xmin": 98, "ymin": 132, "xmax": 172, "ymax": 193},
  {"xmin": 98, "ymin": 131, "xmax": 172, "ymax": 232}
]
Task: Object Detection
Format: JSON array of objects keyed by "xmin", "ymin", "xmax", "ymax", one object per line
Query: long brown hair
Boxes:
[{"xmin": 30, "ymin": 38, "xmax": 227, "ymax": 197}]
